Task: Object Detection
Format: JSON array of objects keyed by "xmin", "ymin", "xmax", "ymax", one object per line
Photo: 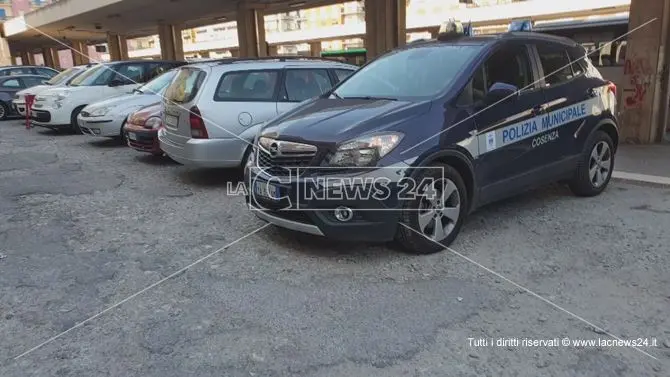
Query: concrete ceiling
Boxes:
[{"xmin": 3, "ymin": 0, "xmax": 340, "ymax": 52}]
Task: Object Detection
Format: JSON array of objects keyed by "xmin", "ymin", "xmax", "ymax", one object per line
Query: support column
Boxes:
[
  {"xmin": 158, "ymin": 23, "xmax": 184, "ymax": 61},
  {"xmin": 41, "ymin": 47, "xmax": 60, "ymax": 69},
  {"xmin": 364, "ymin": 0, "xmax": 406, "ymax": 61},
  {"xmin": 620, "ymin": 0, "xmax": 670, "ymax": 143},
  {"xmin": 107, "ymin": 33, "xmax": 129, "ymax": 61},
  {"xmin": 236, "ymin": 2, "xmax": 267, "ymax": 58},
  {"xmin": 11, "ymin": 56, "xmax": 18, "ymax": 65},
  {"xmin": 70, "ymin": 41, "xmax": 90, "ymax": 65},
  {"xmin": 268, "ymin": 45, "xmax": 278, "ymax": 56},
  {"xmin": 20, "ymin": 50, "xmax": 34, "ymax": 65},
  {"xmin": 310, "ymin": 41, "xmax": 322, "ymax": 57}
]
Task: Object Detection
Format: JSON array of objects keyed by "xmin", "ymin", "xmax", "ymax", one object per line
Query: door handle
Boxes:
[{"xmin": 531, "ymin": 104, "xmax": 546, "ymax": 116}]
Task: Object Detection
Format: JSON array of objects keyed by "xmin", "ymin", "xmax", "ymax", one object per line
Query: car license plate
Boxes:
[
  {"xmin": 164, "ymin": 114, "xmax": 178, "ymax": 129},
  {"xmin": 253, "ymin": 180, "xmax": 281, "ymax": 200},
  {"xmin": 127, "ymin": 132, "xmax": 137, "ymax": 141}
]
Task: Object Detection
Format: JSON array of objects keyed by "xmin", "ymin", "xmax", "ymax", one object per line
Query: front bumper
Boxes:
[
  {"xmin": 12, "ymin": 100, "xmax": 26, "ymax": 116},
  {"xmin": 29, "ymin": 103, "xmax": 72, "ymax": 127},
  {"xmin": 245, "ymin": 166, "xmax": 404, "ymax": 242},
  {"xmin": 158, "ymin": 129, "xmax": 249, "ymax": 168},
  {"xmin": 78, "ymin": 114, "xmax": 124, "ymax": 137},
  {"xmin": 124, "ymin": 123, "xmax": 161, "ymax": 154}
]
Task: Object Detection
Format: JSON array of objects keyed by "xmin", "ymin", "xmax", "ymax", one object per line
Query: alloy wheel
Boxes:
[
  {"xmin": 417, "ymin": 178, "xmax": 461, "ymax": 242},
  {"xmin": 589, "ymin": 141, "xmax": 612, "ymax": 188}
]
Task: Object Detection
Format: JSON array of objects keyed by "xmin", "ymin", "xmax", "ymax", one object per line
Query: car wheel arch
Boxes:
[
  {"xmin": 592, "ymin": 118, "xmax": 619, "ymax": 153},
  {"xmin": 414, "ymin": 148, "xmax": 477, "ymax": 213}
]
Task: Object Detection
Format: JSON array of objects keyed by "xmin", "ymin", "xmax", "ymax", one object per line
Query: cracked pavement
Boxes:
[{"xmin": 0, "ymin": 120, "xmax": 668, "ymax": 376}]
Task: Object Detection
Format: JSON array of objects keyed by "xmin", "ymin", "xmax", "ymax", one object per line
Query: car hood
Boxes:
[
  {"xmin": 260, "ymin": 98, "xmax": 431, "ymax": 147},
  {"xmin": 16, "ymin": 85, "xmax": 52, "ymax": 98},
  {"xmin": 35, "ymin": 86, "xmax": 84, "ymax": 98},
  {"xmin": 86, "ymin": 93, "xmax": 159, "ymax": 111}
]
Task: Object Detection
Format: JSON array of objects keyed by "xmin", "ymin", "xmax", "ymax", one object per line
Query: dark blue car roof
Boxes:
[{"xmin": 402, "ymin": 31, "xmax": 580, "ymax": 50}]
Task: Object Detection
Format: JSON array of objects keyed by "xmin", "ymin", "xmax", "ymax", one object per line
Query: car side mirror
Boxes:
[
  {"xmin": 109, "ymin": 79, "xmax": 125, "ymax": 87},
  {"xmin": 485, "ymin": 82, "xmax": 519, "ymax": 104}
]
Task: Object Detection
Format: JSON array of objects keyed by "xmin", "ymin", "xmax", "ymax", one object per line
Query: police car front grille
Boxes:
[{"xmin": 257, "ymin": 148, "xmax": 316, "ymax": 176}]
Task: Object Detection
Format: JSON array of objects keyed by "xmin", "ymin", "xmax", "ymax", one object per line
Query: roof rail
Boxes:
[{"xmin": 216, "ymin": 55, "xmax": 344, "ymax": 65}]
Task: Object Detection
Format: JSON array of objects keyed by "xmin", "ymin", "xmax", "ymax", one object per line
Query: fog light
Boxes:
[{"xmin": 334, "ymin": 206, "xmax": 353, "ymax": 222}]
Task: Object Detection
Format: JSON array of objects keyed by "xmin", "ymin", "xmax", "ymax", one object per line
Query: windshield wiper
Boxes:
[
  {"xmin": 340, "ymin": 95, "xmax": 397, "ymax": 101},
  {"xmin": 132, "ymin": 88, "xmax": 143, "ymax": 94}
]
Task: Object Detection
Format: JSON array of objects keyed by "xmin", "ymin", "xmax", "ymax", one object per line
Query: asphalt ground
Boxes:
[{"xmin": 0, "ymin": 119, "xmax": 668, "ymax": 376}]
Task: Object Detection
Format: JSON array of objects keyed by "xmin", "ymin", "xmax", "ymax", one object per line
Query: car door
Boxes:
[
  {"xmin": 204, "ymin": 69, "xmax": 281, "ymax": 138},
  {"xmin": 108, "ymin": 62, "xmax": 146, "ymax": 94},
  {"xmin": 276, "ymin": 68, "xmax": 336, "ymax": 114},
  {"xmin": 0, "ymin": 77, "xmax": 25, "ymax": 107},
  {"xmin": 470, "ymin": 42, "xmax": 547, "ymax": 203},
  {"xmin": 532, "ymin": 42, "xmax": 590, "ymax": 163}
]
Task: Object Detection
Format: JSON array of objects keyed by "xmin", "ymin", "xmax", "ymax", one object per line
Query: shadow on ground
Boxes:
[{"xmin": 176, "ymin": 168, "xmax": 244, "ymax": 187}]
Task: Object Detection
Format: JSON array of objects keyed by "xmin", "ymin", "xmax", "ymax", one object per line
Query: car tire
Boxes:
[
  {"xmin": 70, "ymin": 106, "xmax": 86, "ymax": 134},
  {"xmin": 240, "ymin": 146, "xmax": 253, "ymax": 168},
  {"xmin": 569, "ymin": 131, "xmax": 615, "ymax": 197},
  {"xmin": 119, "ymin": 119, "xmax": 127, "ymax": 144},
  {"xmin": 395, "ymin": 163, "xmax": 468, "ymax": 254},
  {"xmin": 0, "ymin": 102, "xmax": 9, "ymax": 121}
]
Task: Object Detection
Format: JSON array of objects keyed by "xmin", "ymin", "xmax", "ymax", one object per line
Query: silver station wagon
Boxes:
[{"xmin": 158, "ymin": 57, "xmax": 357, "ymax": 168}]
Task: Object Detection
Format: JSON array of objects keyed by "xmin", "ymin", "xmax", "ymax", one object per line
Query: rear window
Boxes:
[
  {"xmin": 165, "ymin": 67, "xmax": 206, "ymax": 103},
  {"xmin": 214, "ymin": 70, "xmax": 279, "ymax": 102}
]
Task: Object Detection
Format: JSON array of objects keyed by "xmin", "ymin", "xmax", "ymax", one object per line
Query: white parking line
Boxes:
[{"xmin": 612, "ymin": 171, "xmax": 670, "ymax": 186}]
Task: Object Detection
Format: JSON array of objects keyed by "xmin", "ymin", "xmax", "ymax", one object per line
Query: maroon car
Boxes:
[{"xmin": 124, "ymin": 103, "xmax": 163, "ymax": 156}]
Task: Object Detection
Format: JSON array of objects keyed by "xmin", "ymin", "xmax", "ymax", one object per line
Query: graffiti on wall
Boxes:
[{"xmin": 623, "ymin": 57, "xmax": 653, "ymax": 109}]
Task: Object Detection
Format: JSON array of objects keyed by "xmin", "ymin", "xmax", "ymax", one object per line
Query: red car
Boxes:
[{"xmin": 124, "ymin": 103, "xmax": 163, "ymax": 156}]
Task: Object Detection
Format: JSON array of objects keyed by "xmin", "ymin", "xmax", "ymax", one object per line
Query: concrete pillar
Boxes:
[
  {"xmin": 268, "ymin": 45, "xmax": 278, "ymax": 56},
  {"xmin": 229, "ymin": 48, "xmax": 239, "ymax": 58},
  {"xmin": 620, "ymin": 0, "xmax": 670, "ymax": 143},
  {"xmin": 20, "ymin": 50, "xmax": 35, "ymax": 65},
  {"xmin": 310, "ymin": 41, "xmax": 322, "ymax": 57},
  {"xmin": 107, "ymin": 33, "xmax": 129, "ymax": 61},
  {"xmin": 236, "ymin": 2, "xmax": 267, "ymax": 58},
  {"xmin": 11, "ymin": 56, "xmax": 18, "ymax": 65},
  {"xmin": 364, "ymin": 0, "xmax": 406, "ymax": 60},
  {"xmin": 41, "ymin": 47, "xmax": 60, "ymax": 69},
  {"xmin": 158, "ymin": 23, "xmax": 185, "ymax": 61},
  {"xmin": 70, "ymin": 41, "xmax": 90, "ymax": 65}
]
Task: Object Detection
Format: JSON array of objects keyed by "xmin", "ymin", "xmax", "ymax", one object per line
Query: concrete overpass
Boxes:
[
  {"xmin": 3, "ymin": 0, "xmax": 631, "ymax": 62},
  {"xmin": 0, "ymin": 0, "xmax": 668, "ymax": 144}
]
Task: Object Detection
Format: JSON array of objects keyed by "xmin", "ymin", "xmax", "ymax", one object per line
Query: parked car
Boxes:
[
  {"xmin": 245, "ymin": 21, "xmax": 620, "ymax": 254},
  {"xmin": 158, "ymin": 57, "xmax": 357, "ymax": 168},
  {"xmin": 0, "ymin": 75, "xmax": 51, "ymax": 120},
  {"xmin": 12, "ymin": 64, "xmax": 94, "ymax": 117},
  {"xmin": 78, "ymin": 69, "xmax": 178, "ymax": 139},
  {"xmin": 30, "ymin": 60, "xmax": 186, "ymax": 133},
  {"xmin": 124, "ymin": 102, "xmax": 163, "ymax": 156},
  {"xmin": 0, "ymin": 66, "xmax": 59, "ymax": 78}
]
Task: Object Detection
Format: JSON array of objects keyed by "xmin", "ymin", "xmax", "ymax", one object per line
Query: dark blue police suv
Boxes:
[{"xmin": 245, "ymin": 21, "xmax": 619, "ymax": 254}]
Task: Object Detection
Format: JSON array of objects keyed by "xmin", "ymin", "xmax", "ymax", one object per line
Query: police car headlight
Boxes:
[{"xmin": 328, "ymin": 132, "xmax": 404, "ymax": 167}]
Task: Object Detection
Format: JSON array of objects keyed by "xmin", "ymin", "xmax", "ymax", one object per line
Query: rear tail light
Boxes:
[
  {"xmin": 189, "ymin": 106, "xmax": 208, "ymax": 139},
  {"xmin": 607, "ymin": 81, "xmax": 617, "ymax": 96}
]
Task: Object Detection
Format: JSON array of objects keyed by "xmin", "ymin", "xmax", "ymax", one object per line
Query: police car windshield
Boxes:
[{"xmin": 333, "ymin": 45, "xmax": 481, "ymax": 100}]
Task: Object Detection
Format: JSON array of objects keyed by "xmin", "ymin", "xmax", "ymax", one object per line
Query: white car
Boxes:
[
  {"xmin": 78, "ymin": 69, "xmax": 178, "ymax": 138},
  {"xmin": 12, "ymin": 64, "xmax": 92, "ymax": 116},
  {"xmin": 30, "ymin": 60, "xmax": 185, "ymax": 132},
  {"xmin": 159, "ymin": 58, "xmax": 357, "ymax": 168}
]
